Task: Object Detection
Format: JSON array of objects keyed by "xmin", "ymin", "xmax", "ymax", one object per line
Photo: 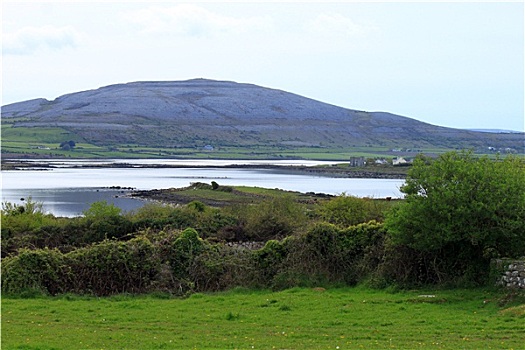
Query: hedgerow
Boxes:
[{"xmin": 3, "ymin": 153, "xmax": 523, "ymax": 296}]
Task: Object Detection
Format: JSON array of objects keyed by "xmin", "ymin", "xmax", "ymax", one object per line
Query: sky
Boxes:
[{"xmin": 2, "ymin": 1, "xmax": 524, "ymax": 131}]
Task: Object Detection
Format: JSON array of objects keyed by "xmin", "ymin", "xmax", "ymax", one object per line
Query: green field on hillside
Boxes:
[
  {"xmin": 1, "ymin": 121, "xmax": 481, "ymax": 160},
  {"xmin": 3, "ymin": 287, "xmax": 524, "ymax": 349}
]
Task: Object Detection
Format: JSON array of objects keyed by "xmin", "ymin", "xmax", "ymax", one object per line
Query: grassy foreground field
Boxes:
[{"xmin": 2, "ymin": 287, "xmax": 524, "ymax": 349}]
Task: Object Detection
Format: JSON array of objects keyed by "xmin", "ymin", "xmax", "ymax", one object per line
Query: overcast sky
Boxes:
[{"xmin": 2, "ymin": 1, "xmax": 524, "ymax": 131}]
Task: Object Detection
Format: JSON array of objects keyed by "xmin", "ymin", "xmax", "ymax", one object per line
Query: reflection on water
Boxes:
[
  {"xmin": 2, "ymin": 162, "xmax": 405, "ymax": 217},
  {"xmin": 2, "ymin": 188, "xmax": 145, "ymax": 217}
]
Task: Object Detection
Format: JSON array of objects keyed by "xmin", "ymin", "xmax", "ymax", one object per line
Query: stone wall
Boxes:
[{"xmin": 492, "ymin": 258, "xmax": 525, "ymax": 289}]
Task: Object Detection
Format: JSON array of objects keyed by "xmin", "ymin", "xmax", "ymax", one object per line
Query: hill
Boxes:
[{"xmin": 2, "ymin": 79, "xmax": 523, "ymax": 158}]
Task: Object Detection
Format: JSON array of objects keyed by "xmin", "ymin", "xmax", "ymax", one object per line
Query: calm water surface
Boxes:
[{"xmin": 2, "ymin": 159, "xmax": 405, "ymax": 217}]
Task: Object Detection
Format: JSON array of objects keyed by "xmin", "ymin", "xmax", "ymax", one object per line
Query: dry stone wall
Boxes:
[{"xmin": 492, "ymin": 258, "xmax": 525, "ymax": 289}]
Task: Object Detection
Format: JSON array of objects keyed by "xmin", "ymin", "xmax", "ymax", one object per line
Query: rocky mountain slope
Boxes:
[{"xmin": 2, "ymin": 79, "xmax": 523, "ymax": 152}]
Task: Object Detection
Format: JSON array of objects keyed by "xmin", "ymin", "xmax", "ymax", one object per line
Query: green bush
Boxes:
[
  {"xmin": 317, "ymin": 194, "xmax": 389, "ymax": 227},
  {"xmin": 190, "ymin": 244, "xmax": 255, "ymax": 291},
  {"xmin": 1, "ymin": 198, "xmax": 61, "ymax": 256},
  {"xmin": 241, "ymin": 196, "xmax": 308, "ymax": 241},
  {"xmin": 385, "ymin": 151, "xmax": 525, "ymax": 285},
  {"xmin": 83, "ymin": 200, "xmax": 122, "ymax": 218},
  {"xmin": 253, "ymin": 239, "xmax": 290, "ymax": 286},
  {"xmin": 168, "ymin": 228, "xmax": 206, "ymax": 281},
  {"xmin": 132, "ymin": 202, "xmax": 239, "ymax": 239},
  {"xmin": 130, "ymin": 202, "xmax": 177, "ymax": 222},
  {"xmin": 2, "ymin": 248, "xmax": 68, "ymax": 296},
  {"xmin": 282, "ymin": 221, "xmax": 386, "ymax": 285},
  {"xmin": 65, "ymin": 237, "xmax": 159, "ymax": 296},
  {"xmin": 187, "ymin": 200, "xmax": 207, "ymax": 212},
  {"xmin": 192, "ymin": 208, "xmax": 239, "ymax": 240},
  {"xmin": 85, "ymin": 215, "xmax": 133, "ymax": 242},
  {"xmin": 80, "ymin": 201, "xmax": 134, "ymax": 243}
]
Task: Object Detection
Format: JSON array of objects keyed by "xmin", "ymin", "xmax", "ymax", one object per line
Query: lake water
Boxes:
[{"xmin": 1, "ymin": 159, "xmax": 405, "ymax": 217}]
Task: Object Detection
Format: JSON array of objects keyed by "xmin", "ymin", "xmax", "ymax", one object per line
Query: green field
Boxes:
[
  {"xmin": 2, "ymin": 287, "xmax": 524, "ymax": 349},
  {"xmin": 1, "ymin": 121, "xmax": 476, "ymax": 161}
]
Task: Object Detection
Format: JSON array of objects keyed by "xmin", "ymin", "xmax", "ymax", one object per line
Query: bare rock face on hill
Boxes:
[{"xmin": 2, "ymin": 79, "xmax": 523, "ymax": 151}]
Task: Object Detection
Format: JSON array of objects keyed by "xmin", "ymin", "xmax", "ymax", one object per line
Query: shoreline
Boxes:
[{"xmin": 1, "ymin": 159, "xmax": 408, "ymax": 179}]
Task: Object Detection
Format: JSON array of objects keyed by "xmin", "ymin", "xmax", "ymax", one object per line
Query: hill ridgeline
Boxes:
[{"xmin": 2, "ymin": 79, "xmax": 522, "ymax": 152}]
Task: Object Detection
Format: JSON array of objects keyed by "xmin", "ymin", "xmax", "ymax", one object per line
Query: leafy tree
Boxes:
[
  {"xmin": 59, "ymin": 140, "xmax": 76, "ymax": 150},
  {"xmin": 1, "ymin": 197, "xmax": 56, "ymax": 239},
  {"xmin": 83, "ymin": 201, "xmax": 121, "ymax": 219},
  {"xmin": 82, "ymin": 201, "xmax": 132, "ymax": 242},
  {"xmin": 385, "ymin": 151, "xmax": 525, "ymax": 284}
]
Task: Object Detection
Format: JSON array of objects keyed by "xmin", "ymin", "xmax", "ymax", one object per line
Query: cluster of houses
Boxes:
[
  {"xmin": 349, "ymin": 156, "xmax": 413, "ymax": 167},
  {"xmin": 488, "ymin": 146, "xmax": 517, "ymax": 154}
]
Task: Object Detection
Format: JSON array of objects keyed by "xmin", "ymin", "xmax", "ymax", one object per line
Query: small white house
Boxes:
[{"xmin": 392, "ymin": 157, "xmax": 408, "ymax": 166}]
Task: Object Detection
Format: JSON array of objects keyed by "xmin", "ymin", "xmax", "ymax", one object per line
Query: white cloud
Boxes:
[
  {"xmin": 3, "ymin": 25, "xmax": 83, "ymax": 55},
  {"xmin": 122, "ymin": 4, "xmax": 273, "ymax": 37},
  {"xmin": 307, "ymin": 13, "xmax": 378, "ymax": 39}
]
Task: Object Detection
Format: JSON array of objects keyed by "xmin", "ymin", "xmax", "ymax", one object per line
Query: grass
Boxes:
[
  {"xmin": 135, "ymin": 185, "xmax": 331, "ymax": 207},
  {"xmin": 1, "ymin": 123, "xmax": 484, "ymax": 161},
  {"xmin": 233, "ymin": 186, "xmax": 304, "ymax": 197},
  {"xmin": 3, "ymin": 124, "xmax": 521, "ymax": 161},
  {"xmin": 2, "ymin": 287, "xmax": 524, "ymax": 349},
  {"xmin": 172, "ymin": 187, "xmax": 256, "ymax": 204}
]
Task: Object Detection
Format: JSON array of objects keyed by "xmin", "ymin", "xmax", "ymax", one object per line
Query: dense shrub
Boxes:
[
  {"xmin": 317, "ymin": 195, "xmax": 389, "ymax": 227},
  {"xmin": 130, "ymin": 202, "xmax": 180, "ymax": 230},
  {"xmin": 1, "ymin": 198, "xmax": 64, "ymax": 257},
  {"xmin": 279, "ymin": 221, "xmax": 387, "ymax": 287},
  {"xmin": 192, "ymin": 208, "xmax": 239, "ymax": 240},
  {"xmin": 190, "ymin": 245, "xmax": 255, "ymax": 291},
  {"xmin": 2, "ymin": 248, "xmax": 68, "ymax": 296},
  {"xmin": 65, "ymin": 237, "xmax": 159, "ymax": 296},
  {"xmin": 240, "ymin": 196, "xmax": 308, "ymax": 241},
  {"xmin": 385, "ymin": 151, "xmax": 525, "ymax": 286},
  {"xmin": 2, "ymin": 237, "xmax": 162, "ymax": 296},
  {"xmin": 81, "ymin": 201, "xmax": 134, "ymax": 242},
  {"xmin": 168, "ymin": 228, "xmax": 206, "ymax": 282},
  {"xmin": 130, "ymin": 202, "xmax": 239, "ymax": 240},
  {"xmin": 129, "ymin": 202, "xmax": 177, "ymax": 221},
  {"xmin": 253, "ymin": 239, "xmax": 290, "ymax": 287}
]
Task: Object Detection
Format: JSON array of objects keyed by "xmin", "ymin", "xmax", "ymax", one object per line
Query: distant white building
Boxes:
[{"xmin": 392, "ymin": 157, "xmax": 408, "ymax": 166}]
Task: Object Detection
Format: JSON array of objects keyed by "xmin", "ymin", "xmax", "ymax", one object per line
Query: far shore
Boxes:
[{"xmin": 1, "ymin": 158, "xmax": 408, "ymax": 179}]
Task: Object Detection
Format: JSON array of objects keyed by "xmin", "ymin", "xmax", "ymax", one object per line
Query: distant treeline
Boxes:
[{"xmin": 2, "ymin": 152, "xmax": 524, "ymax": 297}]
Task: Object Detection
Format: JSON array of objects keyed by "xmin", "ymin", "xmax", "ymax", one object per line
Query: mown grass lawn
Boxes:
[{"xmin": 2, "ymin": 287, "xmax": 524, "ymax": 349}]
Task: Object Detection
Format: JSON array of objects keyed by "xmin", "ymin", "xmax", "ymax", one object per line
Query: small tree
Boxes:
[
  {"xmin": 385, "ymin": 151, "xmax": 525, "ymax": 284},
  {"xmin": 59, "ymin": 140, "xmax": 76, "ymax": 150},
  {"xmin": 82, "ymin": 201, "xmax": 132, "ymax": 242},
  {"xmin": 1, "ymin": 197, "xmax": 54, "ymax": 237},
  {"xmin": 83, "ymin": 201, "xmax": 121, "ymax": 219}
]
